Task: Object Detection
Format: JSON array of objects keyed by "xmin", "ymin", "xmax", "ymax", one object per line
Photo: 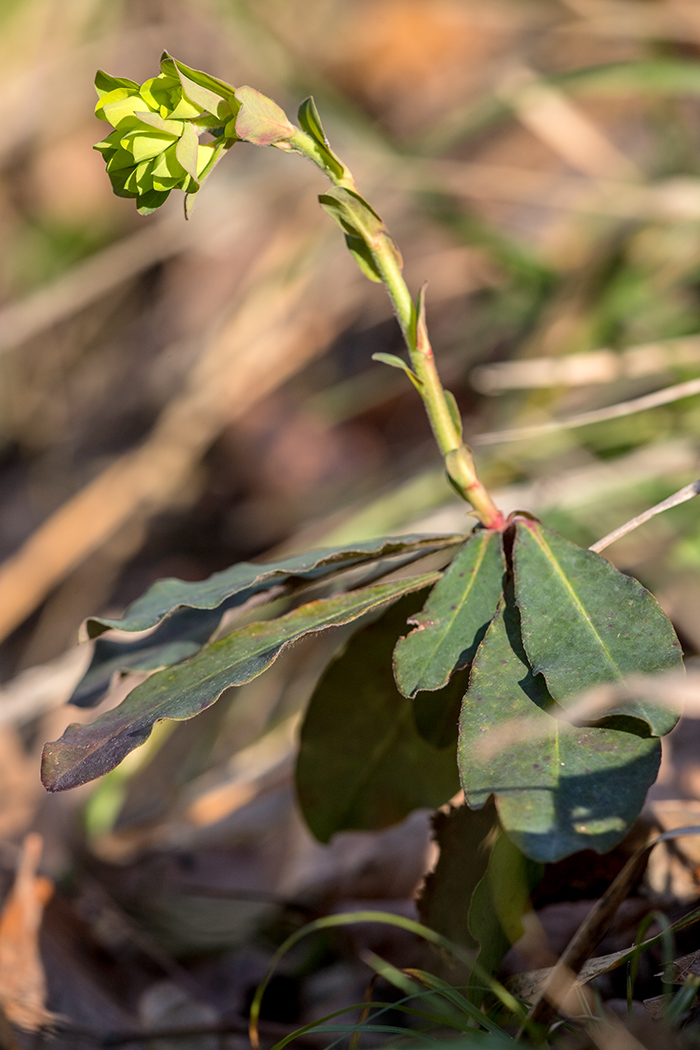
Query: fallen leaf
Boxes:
[{"xmin": 0, "ymin": 834, "xmax": 56, "ymax": 1032}]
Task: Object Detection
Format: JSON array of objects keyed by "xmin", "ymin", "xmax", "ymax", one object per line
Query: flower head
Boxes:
[{"xmin": 94, "ymin": 53, "xmax": 239, "ymax": 215}]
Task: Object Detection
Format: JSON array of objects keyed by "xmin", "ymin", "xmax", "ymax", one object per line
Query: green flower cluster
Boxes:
[{"xmin": 94, "ymin": 53, "xmax": 240, "ymax": 215}]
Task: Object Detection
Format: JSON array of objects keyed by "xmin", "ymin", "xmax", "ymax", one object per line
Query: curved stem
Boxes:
[{"xmin": 287, "ymin": 128, "xmax": 504, "ymax": 529}]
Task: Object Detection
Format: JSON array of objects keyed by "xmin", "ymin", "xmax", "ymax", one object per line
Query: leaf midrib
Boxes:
[
  {"xmin": 417, "ymin": 533, "xmax": 492, "ymax": 678},
  {"xmin": 524, "ymin": 527, "xmax": 622, "ymax": 682}
]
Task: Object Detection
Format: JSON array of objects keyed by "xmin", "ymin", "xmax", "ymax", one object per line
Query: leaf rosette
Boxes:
[{"xmin": 93, "ymin": 53, "xmax": 240, "ymax": 214}]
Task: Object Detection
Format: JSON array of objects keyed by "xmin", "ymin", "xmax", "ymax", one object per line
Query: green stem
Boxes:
[{"xmin": 286, "ymin": 128, "xmax": 504, "ymax": 529}]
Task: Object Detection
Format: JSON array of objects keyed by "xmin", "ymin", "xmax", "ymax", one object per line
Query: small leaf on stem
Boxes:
[
  {"xmin": 371, "ymin": 352, "xmax": 422, "ymax": 388},
  {"xmin": 296, "ymin": 97, "xmax": 353, "ymax": 184},
  {"xmin": 234, "ymin": 85, "xmax": 295, "ymax": 145}
]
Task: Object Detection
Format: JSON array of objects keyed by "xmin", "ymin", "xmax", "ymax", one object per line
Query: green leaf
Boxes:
[
  {"xmin": 411, "ymin": 669, "xmax": 466, "ymax": 748},
  {"xmin": 444, "ymin": 390, "xmax": 463, "ymax": 442},
  {"xmin": 234, "ymin": 85, "xmax": 295, "ymax": 145},
  {"xmin": 458, "ymin": 596, "xmax": 662, "ymax": 863},
  {"xmin": 297, "ymin": 96, "xmax": 353, "ymax": 184},
  {"xmin": 296, "ymin": 592, "xmax": 460, "ymax": 842},
  {"xmin": 297, "ymin": 96, "xmax": 328, "ymax": 147},
  {"xmin": 318, "ymin": 187, "xmax": 403, "ymax": 276},
  {"xmin": 319, "ymin": 186, "xmax": 383, "ymax": 240},
  {"xmin": 42, "ymin": 572, "xmax": 440, "ymax": 793},
  {"xmin": 344, "ymin": 234, "xmax": 383, "ymax": 282},
  {"xmin": 84, "ymin": 533, "xmax": 460, "ymax": 638},
  {"xmin": 468, "ymin": 827, "xmax": 541, "ymax": 990},
  {"xmin": 513, "ymin": 520, "xmax": 684, "ymax": 736},
  {"xmin": 371, "ymin": 352, "xmax": 421, "ymax": 387},
  {"xmin": 393, "ymin": 530, "xmax": 504, "ymax": 698},
  {"xmin": 418, "ymin": 801, "xmax": 539, "ymax": 1004},
  {"xmin": 70, "ymin": 606, "xmax": 227, "ymax": 709}
]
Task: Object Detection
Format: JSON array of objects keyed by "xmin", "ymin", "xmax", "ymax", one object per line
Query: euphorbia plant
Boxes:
[{"xmin": 42, "ymin": 52, "xmax": 686, "ymax": 975}]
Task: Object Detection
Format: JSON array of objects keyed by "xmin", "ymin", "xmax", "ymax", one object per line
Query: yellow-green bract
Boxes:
[{"xmin": 93, "ymin": 53, "xmax": 239, "ymax": 215}]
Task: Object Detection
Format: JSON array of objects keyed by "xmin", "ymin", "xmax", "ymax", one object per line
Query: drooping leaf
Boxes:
[
  {"xmin": 234, "ymin": 86, "xmax": 295, "ymax": 145},
  {"xmin": 135, "ymin": 189, "xmax": 172, "ymax": 215},
  {"xmin": 84, "ymin": 533, "xmax": 462, "ymax": 638},
  {"xmin": 458, "ymin": 596, "xmax": 661, "ymax": 862},
  {"xmin": 418, "ymin": 802, "xmax": 539, "ymax": 1003},
  {"xmin": 70, "ymin": 606, "xmax": 227, "ymax": 709},
  {"xmin": 418, "ymin": 801, "xmax": 499, "ymax": 956},
  {"xmin": 393, "ymin": 530, "xmax": 504, "ymax": 698},
  {"xmin": 296, "ymin": 592, "xmax": 460, "ymax": 843},
  {"xmin": 371, "ymin": 352, "xmax": 421, "ymax": 388},
  {"xmin": 513, "ymin": 519, "xmax": 684, "ymax": 735},
  {"xmin": 43, "ymin": 572, "xmax": 440, "ymax": 793}
]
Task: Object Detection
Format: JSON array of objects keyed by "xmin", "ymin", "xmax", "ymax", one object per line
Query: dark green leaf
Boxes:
[
  {"xmin": 84, "ymin": 533, "xmax": 461, "ymax": 638},
  {"xmin": 297, "ymin": 96, "xmax": 328, "ymax": 147},
  {"xmin": 412, "ymin": 668, "xmax": 466, "ymax": 748},
  {"xmin": 234, "ymin": 85, "xmax": 295, "ymax": 145},
  {"xmin": 513, "ymin": 520, "xmax": 683, "ymax": 736},
  {"xmin": 296, "ymin": 593, "xmax": 460, "ymax": 843},
  {"xmin": 459, "ymin": 597, "xmax": 661, "ymax": 862},
  {"xmin": 468, "ymin": 828, "xmax": 541, "ymax": 991},
  {"xmin": 418, "ymin": 801, "xmax": 499, "ymax": 956},
  {"xmin": 43, "ymin": 573, "xmax": 439, "ymax": 793},
  {"xmin": 393, "ymin": 530, "xmax": 504, "ymax": 697},
  {"xmin": 418, "ymin": 801, "xmax": 539, "ymax": 1004},
  {"xmin": 70, "ymin": 606, "xmax": 226, "ymax": 709}
]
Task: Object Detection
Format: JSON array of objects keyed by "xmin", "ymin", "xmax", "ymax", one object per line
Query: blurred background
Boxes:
[{"xmin": 3, "ymin": 0, "xmax": 700, "ymax": 1042}]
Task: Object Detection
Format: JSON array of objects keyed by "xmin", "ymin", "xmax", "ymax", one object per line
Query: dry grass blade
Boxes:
[
  {"xmin": 590, "ymin": 479, "xmax": 700, "ymax": 552},
  {"xmin": 472, "ymin": 335, "xmax": 700, "ymax": 392},
  {"xmin": 523, "ymin": 825, "xmax": 700, "ymax": 1029},
  {"xmin": 0, "ymin": 833, "xmax": 56, "ymax": 1034},
  {"xmin": 0, "ymin": 215, "xmax": 194, "ymax": 357},
  {"xmin": 0, "ymin": 221, "xmax": 360, "ymax": 644},
  {"xmin": 473, "ymin": 377, "xmax": 700, "ymax": 444},
  {"xmin": 498, "ymin": 65, "xmax": 641, "ymax": 181}
]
